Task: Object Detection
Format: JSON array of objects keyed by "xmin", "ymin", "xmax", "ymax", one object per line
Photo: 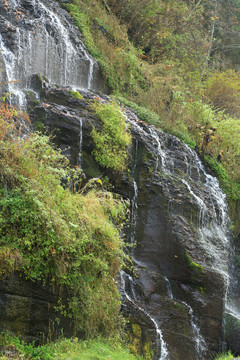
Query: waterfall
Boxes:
[
  {"xmin": 121, "ymin": 104, "xmax": 231, "ymax": 358},
  {"xmin": 78, "ymin": 118, "xmax": 83, "ymax": 165},
  {"xmin": 120, "ymin": 134, "xmax": 169, "ymax": 359},
  {"xmin": 182, "ymin": 301, "xmax": 207, "ymax": 356},
  {"xmin": 148, "ymin": 126, "xmax": 167, "ymax": 171},
  {"xmin": 130, "ymin": 140, "xmax": 139, "ymax": 246},
  {"xmin": 136, "ymin": 120, "xmax": 229, "ymax": 279},
  {"xmin": 164, "ymin": 276, "xmax": 207, "ymax": 358},
  {"xmin": 164, "ymin": 277, "xmax": 174, "ymax": 300},
  {"xmin": 0, "ymin": 0, "xmax": 99, "ymax": 107},
  {"xmin": 120, "ymin": 271, "xmax": 169, "ymax": 360}
]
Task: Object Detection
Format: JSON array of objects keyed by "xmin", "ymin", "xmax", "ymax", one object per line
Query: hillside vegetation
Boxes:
[
  {"xmin": 61, "ymin": 0, "xmax": 240, "ymax": 232},
  {"xmin": 0, "ymin": 333, "xmax": 141, "ymax": 360},
  {"xmin": 0, "ymin": 103, "xmax": 129, "ymax": 338}
]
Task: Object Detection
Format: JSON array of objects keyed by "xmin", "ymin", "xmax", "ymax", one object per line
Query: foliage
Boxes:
[
  {"xmin": 204, "ymin": 70, "xmax": 240, "ymax": 116},
  {"xmin": 67, "ymin": 90, "xmax": 83, "ymax": 100},
  {"xmin": 0, "ymin": 333, "xmax": 141, "ymax": 360},
  {"xmin": 63, "ymin": 1, "xmax": 146, "ymax": 96},
  {"xmin": 185, "ymin": 252, "xmax": 204, "ymax": 273},
  {"xmin": 0, "ymin": 109, "xmax": 128, "ymax": 338},
  {"xmin": 0, "ymin": 103, "xmax": 31, "ymax": 141},
  {"xmin": 115, "ymin": 96, "xmax": 160, "ymax": 127},
  {"xmin": 91, "ymin": 102, "xmax": 132, "ymax": 172},
  {"xmin": 107, "ymin": 0, "xmax": 210, "ymax": 72},
  {"xmin": 214, "ymin": 351, "xmax": 235, "ymax": 360},
  {"xmin": 210, "ymin": 117, "xmax": 240, "ymax": 182}
]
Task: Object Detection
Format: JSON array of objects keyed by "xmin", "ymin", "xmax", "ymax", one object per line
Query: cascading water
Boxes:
[
  {"xmin": 78, "ymin": 118, "xmax": 83, "ymax": 165},
  {"xmin": 164, "ymin": 276, "xmax": 206, "ymax": 356},
  {"xmin": 0, "ymin": 0, "xmax": 100, "ymax": 107},
  {"xmin": 120, "ymin": 124, "xmax": 169, "ymax": 359},
  {"xmin": 120, "ymin": 271, "xmax": 169, "ymax": 360},
  {"xmin": 120, "ymin": 103, "xmax": 231, "ymax": 359}
]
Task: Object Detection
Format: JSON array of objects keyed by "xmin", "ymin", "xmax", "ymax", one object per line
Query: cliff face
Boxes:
[
  {"xmin": 0, "ymin": 1, "xmax": 237, "ymax": 359},
  {"xmin": 0, "ymin": 273, "xmax": 74, "ymax": 343},
  {"xmin": 29, "ymin": 85, "xmax": 229, "ymax": 359}
]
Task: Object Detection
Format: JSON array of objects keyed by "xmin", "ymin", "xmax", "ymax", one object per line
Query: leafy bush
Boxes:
[
  {"xmin": 210, "ymin": 117, "xmax": 240, "ymax": 182},
  {"xmin": 91, "ymin": 102, "xmax": 132, "ymax": 172},
  {"xmin": 204, "ymin": 70, "xmax": 240, "ymax": 115},
  {"xmin": 0, "ymin": 109, "xmax": 128, "ymax": 337}
]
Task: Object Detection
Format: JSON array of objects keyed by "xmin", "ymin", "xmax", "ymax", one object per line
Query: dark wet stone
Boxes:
[{"xmin": 0, "ymin": 273, "xmax": 74, "ymax": 343}]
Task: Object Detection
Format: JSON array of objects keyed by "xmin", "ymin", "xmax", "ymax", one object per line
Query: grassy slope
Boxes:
[{"xmin": 0, "ymin": 334, "xmax": 141, "ymax": 360}]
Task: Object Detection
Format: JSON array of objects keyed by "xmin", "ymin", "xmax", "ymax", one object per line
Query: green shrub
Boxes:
[
  {"xmin": 91, "ymin": 102, "xmax": 132, "ymax": 172},
  {"xmin": 0, "ymin": 112, "xmax": 128, "ymax": 337},
  {"xmin": 214, "ymin": 351, "xmax": 235, "ymax": 360},
  {"xmin": 204, "ymin": 70, "xmax": 240, "ymax": 116}
]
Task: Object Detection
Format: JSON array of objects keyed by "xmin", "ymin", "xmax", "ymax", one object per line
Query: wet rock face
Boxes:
[
  {"xmin": 29, "ymin": 87, "xmax": 229, "ymax": 360},
  {"xmin": 122, "ymin": 124, "xmax": 229, "ymax": 359},
  {"xmin": 0, "ymin": 0, "xmax": 102, "ymax": 101},
  {"xmin": 0, "ymin": 273, "xmax": 73, "ymax": 343}
]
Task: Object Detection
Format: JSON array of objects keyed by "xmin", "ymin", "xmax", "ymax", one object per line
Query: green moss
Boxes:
[
  {"xmin": 142, "ymin": 338, "xmax": 152, "ymax": 360},
  {"xmin": 132, "ymin": 324, "xmax": 141, "ymax": 338},
  {"xmin": 67, "ymin": 90, "xmax": 83, "ymax": 100},
  {"xmin": 185, "ymin": 252, "xmax": 204, "ymax": 273},
  {"xmin": 199, "ymin": 286, "xmax": 206, "ymax": 295},
  {"xmin": 174, "ymin": 131, "xmax": 196, "ymax": 149},
  {"xmin": 214, "ymin": 351, "xmax": 235, "ymax": 359},
  {"xmin": 42, "ymin": 75, "xmax": 49, "ymax": 83},
  {"xmin": 36, "ymin": 73, "xmax": 49, "ymax": 83}
]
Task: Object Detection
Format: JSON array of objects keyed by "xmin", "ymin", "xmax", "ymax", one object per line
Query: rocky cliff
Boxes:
[
  {"xmin": 29, "ymin": 84, "xmax": 229, "ymax": 359},
  {"xmin": 0, "ymin": 1, "xmax": 238, "ymax": 359}
]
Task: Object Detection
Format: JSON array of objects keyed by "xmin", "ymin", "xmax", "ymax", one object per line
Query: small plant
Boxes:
[
  {"xmin": 67, "ymin": 90, "xmax": 83, "ymax": 100},
  {"xmin": 185, "ymin": 252, "xmax": 204, "ymax": 273},
  {"xmin": 204, "ymin": 70, "xmax": 240, "ymax": 116},
  {"xmin": 214, "ymin": 351, "xmax": 235, "ymax": 360}
]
